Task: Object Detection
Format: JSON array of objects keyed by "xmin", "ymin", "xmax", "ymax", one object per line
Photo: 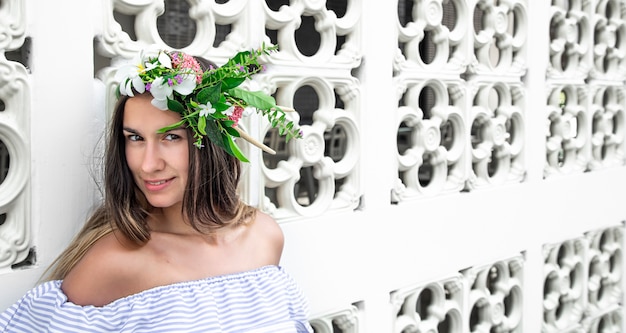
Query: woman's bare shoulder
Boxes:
[
  {"xmin": 248, "ymin": 210, "xmax": 284, "ymax": 262},
  {"xmin": 61, "ymin": 231, "xmax": 146, "ymax": 306}
]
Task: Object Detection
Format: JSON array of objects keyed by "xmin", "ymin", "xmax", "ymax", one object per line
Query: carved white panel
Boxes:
[
  {"xmin": 545, "ymin": 86, "xmax": 590, "ymax": 177},
  {"xmin": 309, "ymin": 305, "xmax": 360, "ymax": 333},
  {"xmin": 0, "ymin": 0, "xmax": 27, "ymax": 50},
  {"xmin": 98, "ymin": 0, "xmax": 251, "ymax": 59},
  {"xmin": 546, "ymin": 0, "xmax": 626, "ymax": 176},
  {"xmin": 585, "ymin": 226, "xmax": 623, "ymax": 316},
  {"xmin": 392, "ymin": 78, "xmax": 467, "ymax": 201},
  {"xmin": 582, "ymin": 307, "xmax": 623, "ymax": 333},
  {"xmin": 547, "ymin": 0, "xmax": 592, "ymax": 81},
  {"xmin": 468, "ymin": 0, "xmax": 528, "ymax": 76},
  {"xmin": 394, "ymin": 0, "xmax": 470, "ymax": 76},
  {"xmin": 96, "ymin": 0, "xmax": 256, "ymax": 124},
  {"xmin": 590, "ymin": 0, "xmax": 626, "ymax": 80},
  {"xmin": 462, "ymin": 256, "xmax": 524, "ymax": 333},
  {"xmin": 0, "ymin": 55, "xmax": 31, "ymax": 273},
  {"xmin": 542, "ymin": 238, "xmax": 587, "ymax": 332},
  {"xmin": 257, "ymin": 73, "xmax": 361, "ymax": 220},
  {"xmin": 588, "ymin": 84, "xmax": 626, "ymax": 170},
  {"xmin": 467, "ymin": 81, "xmax": 525, "ymax": 189},
  {"xmin": 263, "ymin": 0, "xmax": 361, "ymax": 68},
  {"xmin": 541, "ymin": 226, "xmax": 624, "ymax": 333},
  {"xmin": 390, "ymin": 275, "xmax": 465, "ymax": 333}
]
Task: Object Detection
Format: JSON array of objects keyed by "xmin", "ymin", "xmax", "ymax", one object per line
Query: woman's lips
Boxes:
[{"xmin": 143, "ymin": 178, "xmax": 173, "ymax": 191}]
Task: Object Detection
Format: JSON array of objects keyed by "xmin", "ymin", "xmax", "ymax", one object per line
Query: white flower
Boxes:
[
  {"xmin": 140, "ymin": 45, "xmax": 162, "ymax": 60},
  {"xmin": 157, "ymin": 51, "xmax": 172, "ymax": 69},
  {"xmin": 173, "ymin": 74, "xmax": 196, "ymax": 96},
  {"xmin": 149, "ymin": 77, "xmax": 171, "ymax": 110},
  {"xmin": 115, "ymin": 63, "xmax": 146, "ymax": 97},
  {"xmin": 142, "ymin": 61, "xmax": 158, "ymax": 74},
  {"xmin": 115, "ymin": 49, "xmax": 178, "ymax": 99},
  {"xmin": 199, "ymin": 102, "xmax": 216, "ymax": 117},
  {"xmin": 114, "ymin": 49, "xmax": 169, "ymax": 97},
  {"xmin": 148, "ymin": 75, "xmax": 199, "ymax": 111}
]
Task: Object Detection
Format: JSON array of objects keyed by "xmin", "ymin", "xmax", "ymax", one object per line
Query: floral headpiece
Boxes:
[{"xmin": 115, "ymin": 44, "xmax": 301, "ymax": 162}]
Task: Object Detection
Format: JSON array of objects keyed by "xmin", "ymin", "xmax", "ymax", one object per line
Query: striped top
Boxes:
[{"xmin": 0, "ymin": 265, "xmax": 313, "ymax": 333}]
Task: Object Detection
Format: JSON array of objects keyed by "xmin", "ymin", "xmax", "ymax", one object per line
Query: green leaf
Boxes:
[
  {"xmin": 225, "ymin": 135, "xmax": 249, "ymax": 162},
  {"xmin": 221, "ymin": 77, "xmax": 246, "ymax": 90},
  {"xmin": 198, "ymin": 116, "xmax": 207, "ymax": 135},
  {"xmin": 202, "ymin": 72, "xmax": 218, "ymax": 85},
  {"xmin": 157, "ymin": 120, "xmax": 186, "ymax": 133},
  {"xmin": 214, "ymin": 101, "xmax": 232, "ymax": 113},
  {"xmin": 228, "ymin": 87, "xmax": 277, "ymax": 110},
  {"xmin": 205, "ymin": 119, "xmax": 228, "ymax": 150},
  {"xmin": 212, "ymin": 110, "xmax": 228, "ymax": 119},
  {"xmin": 167, "ymin": 99, "xmax": 186, "ymax": 113},
  {"xmin": 224, "ymin": 125, "xmax": 239, "ymax": 137},
  {"xmin": 197, "ymin": 85, "xmax": 221, "ymax": 104},
  {"xmin": 229, "ymin": 51, "xmax": 252, "ymax": 67}
]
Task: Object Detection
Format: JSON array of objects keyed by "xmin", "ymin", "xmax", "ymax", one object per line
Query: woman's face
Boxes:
[{"xmin": 123, "ymin": 94, "xmax": 189, "ymax": 210}]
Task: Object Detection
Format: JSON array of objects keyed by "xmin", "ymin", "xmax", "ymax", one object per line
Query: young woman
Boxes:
[{"xmin": 0, "ymin": 46, "xmax": 313, "ymax": 332}]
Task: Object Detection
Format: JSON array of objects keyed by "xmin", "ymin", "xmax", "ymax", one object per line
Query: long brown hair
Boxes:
[{"xmin": 43, "ymin": 56, "xmax": 257, "ymax": 280}]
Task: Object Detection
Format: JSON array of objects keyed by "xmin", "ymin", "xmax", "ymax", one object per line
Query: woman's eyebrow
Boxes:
[
  {"xmin": 123, "ymin": 127, "xmax": 185, "ymax": 134},
  {"xmin": 122, "ymin": 127, "xmax": 139, "ymax": 134}
]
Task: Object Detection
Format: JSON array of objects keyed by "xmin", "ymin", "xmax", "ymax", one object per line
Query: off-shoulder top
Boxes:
[{"xmin": 0, "ymin": 265, "xmax": 313, "ymax": 333}]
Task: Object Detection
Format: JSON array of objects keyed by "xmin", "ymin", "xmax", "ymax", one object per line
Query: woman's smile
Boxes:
[{"xmin": 143, "ymin": 178, "xmax": 174, "ymax": 191}]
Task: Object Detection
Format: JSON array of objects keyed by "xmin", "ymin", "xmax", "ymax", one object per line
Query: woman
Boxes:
[{"xmin": 0, "ymin": 46, "xmax": 313, "ymax": 332}]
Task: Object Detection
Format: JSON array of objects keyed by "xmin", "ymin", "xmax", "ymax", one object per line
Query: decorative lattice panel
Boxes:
[
  {"xmin": 395, "ymin": 0, "xmax": 470, "ymax": 75},
  {"xmin": 463, "ymin": 256, "xmax": 524, "ymax": 333},
  {"xmin": 543, "ymin": 238, "xmax": 587, "ymax": 332},
  {"xmin": 393, "ymin": 0, "xmax": 528, "ymax": 200},
  {"xmin": 542, "ymin": 225, "xmax": 624, "ymax": 333},
  {"xmin": 467, "ymin": 81, "xmax": 525, "ymax": 188},
  {"xmin": 0, "ymin": 0, "xmax": 31, "ymax": 273},
  {"xmin": 258, "ymin": 0, "xmax": 362, "ymax": 220},
  {"xmin": 309, "ymin": 304, "xmax": 361, "ymax": 333},
  {"xmin": 545, "ymin": 86, "xmax": 590, "ymax": 176},
  {"xmin": 391, "ymin": 275, "xmax": 464, "ymax": 332},
  {"xmin": 546, "ymin": 1, "xmax": 626, "ymax": 176},
  {"xmin": 588, "ymin": 84, "xmax": 626, "ymax": 170},
  {"xmin": 547, "ymin": 0, "xmax": 591, "ymax": 80},
  {"xmin": 585, "ymin": 226, "xmax": 623, "ymax": 316},
  {"xmin": 390, "ymin": 256, "xmax": 524, "ymax": 333},
  {"xmin": 392, "ymin": 79, "xmax": 467, "ymax": 200},
  {"xmin": 468, "ymin": 0, "xmax": 528, "ymax": 76}
]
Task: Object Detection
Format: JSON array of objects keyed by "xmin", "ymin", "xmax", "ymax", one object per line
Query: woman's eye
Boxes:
[
  {"xmin": 164, "ymin": 133, "xmax": 181, "ymax": 141},
  {"xmin": 127, "ymin": 134, "xmax": 142, "ymax": 141}
]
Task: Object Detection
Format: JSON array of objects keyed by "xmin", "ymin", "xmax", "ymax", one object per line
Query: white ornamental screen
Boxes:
[{"xmin": 0, "ymin": 1, "xmax": 624, "ymax": 333}]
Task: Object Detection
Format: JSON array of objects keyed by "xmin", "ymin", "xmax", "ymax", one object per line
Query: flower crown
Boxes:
[{"xmin": 115, "ymin": 44, "xmax": 302, "ymax": 162}]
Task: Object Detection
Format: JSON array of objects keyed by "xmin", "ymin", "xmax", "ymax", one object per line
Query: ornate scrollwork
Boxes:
[
  {"xmin": 0, "ymin": 51, "xmax": 31, "ymax": 272},
  {"xmin": 391, "ymin": 275, "xmax": 464, "ymax": 333}
]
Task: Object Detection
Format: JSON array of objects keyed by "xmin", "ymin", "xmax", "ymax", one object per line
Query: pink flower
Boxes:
[
  {"xmin": 170, "ymin": 51, "xmax": 203, "ymax": 84},
  {"xmin": 228, "ymin": 106, "xmax": 245, "ymax": 126}
]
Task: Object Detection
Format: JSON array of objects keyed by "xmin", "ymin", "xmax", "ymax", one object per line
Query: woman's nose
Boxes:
[{"xmin": 141, "ymin": 141, "xmax": 165, "ymax": 173}]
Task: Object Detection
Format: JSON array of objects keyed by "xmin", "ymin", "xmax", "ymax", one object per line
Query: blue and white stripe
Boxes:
[{"xmin": 0, "ymin": 265, "xmax": 313, "ymax": 333}]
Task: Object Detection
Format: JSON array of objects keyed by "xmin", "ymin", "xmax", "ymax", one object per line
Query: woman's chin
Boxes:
[{"xmin": 145, "ymin": 198, "xmax": 182, "ymax": 210}]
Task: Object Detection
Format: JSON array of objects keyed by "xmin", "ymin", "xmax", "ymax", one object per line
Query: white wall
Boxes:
[{"xmin": 0, "ymin": 1, "xmax": 624, "ymax": 332}]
